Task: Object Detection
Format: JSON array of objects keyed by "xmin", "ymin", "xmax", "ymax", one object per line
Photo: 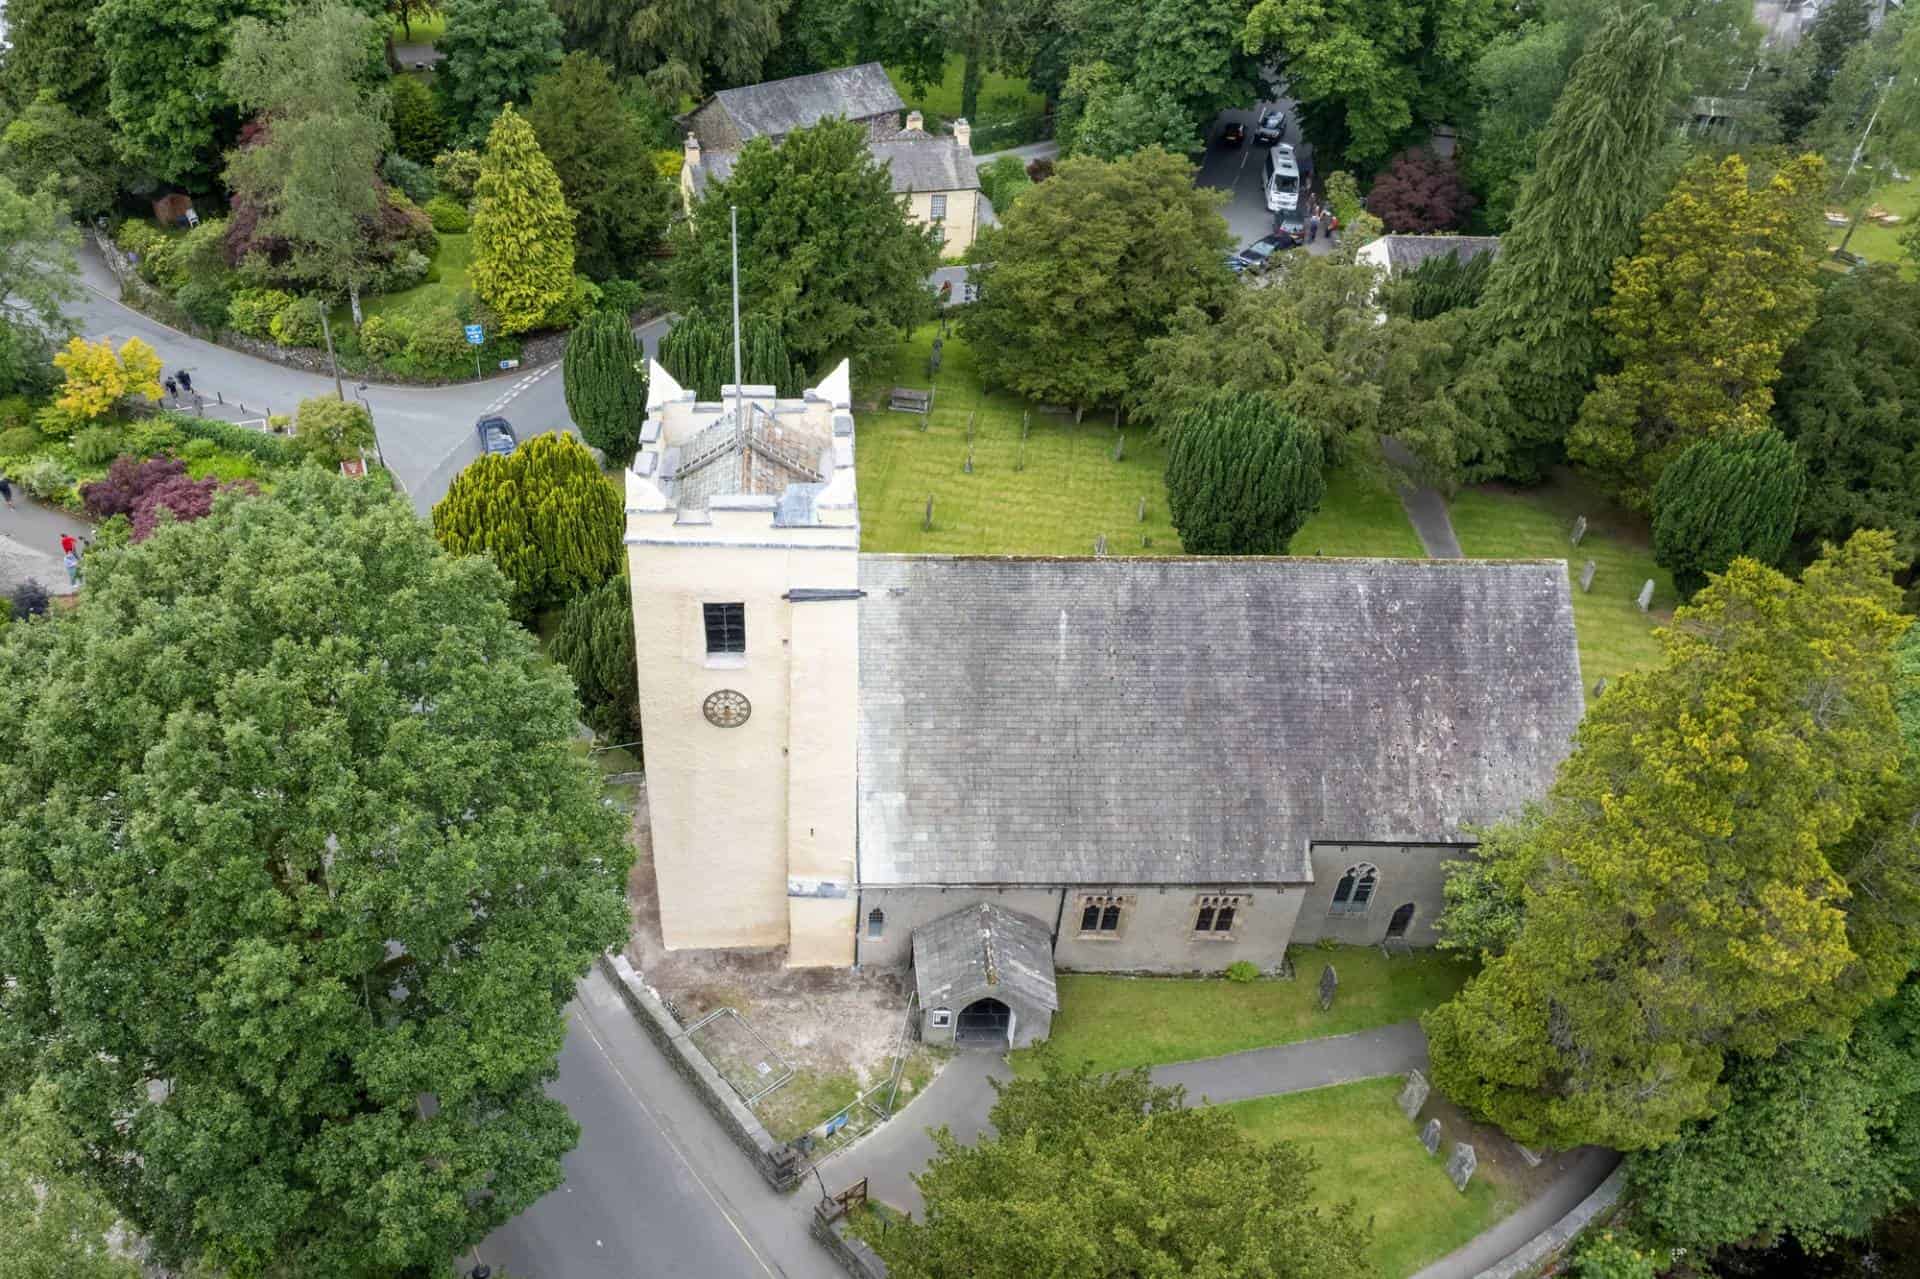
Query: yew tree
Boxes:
[
  {"xmin": 471, "ymin": 104, "xmax": 577, "ymax": 335},
  {"xmin": 856, "ymin": 1060, "xmax": 1372, "ymax": 1279},
  {"xmin": 562, "ymin": 309, "xmax": 648, "ymax": 463},
  {"xmin": 0, "ymin": 471, "xmax": 632, "ymax": 1277},
  {"xmin": 1164, "ymin": 392, "xmax": 1325, "ymax": 555},
  {"xmin": 550, "ymin": 574, "xmax": 641, "ymax": 740},
  {"xmin": 432, "ymin": 430, "xmax": 624, "ymax": 617},
  {"xmin": 1651, "ymin": 429, "xmax": 1805, "ymax": 597},
  {"xmin": 657, "ymin": 310, "xmax": 798, "ymax": 400},
  {"xmin": 1571, "ymin": 153, "xmax": 1826, "ymax": 506},
  {"xmin": 1424, "ymin": 532, "xmax": 1920, "ymax": 1151}
]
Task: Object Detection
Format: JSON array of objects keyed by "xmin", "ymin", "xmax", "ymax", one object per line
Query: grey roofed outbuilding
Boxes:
[
  {"xmin": 1379, "ymin": 235, "xmax": 1502, "ymax": 273},
  {"xmin": 685, "ymin": 149, "xmax": 738, "ymax": 198},
  {"xmin": 912, "ymin": 901, "xmax": 1059, "ymax": 1019},
  {"xmin": 705, "ymin": 63, "xmax": 904, "ymax": 142},
  {"xmin": 856, "ymin": 556, "xmax": 1585, "ymax": 887},
  {"xmin": 868, "ymin": 135, "xmax": 980, "ymax": 192}
]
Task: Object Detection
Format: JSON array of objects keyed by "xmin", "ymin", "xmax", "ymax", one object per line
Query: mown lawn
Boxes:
[
  {"xmin": 1824, "ymin": 175, "xmax": 1917, "ymax": 274},
  {"xmin": 885, "ymin": 57, "xmax": 1046, "ymax": 130},
  {"xmin": 1226, "ymin": 1078, "xmax": 1508, "ymax": 1279},
  {"xmin": 1447, "ymin": 472, "xmax": 1672, "ymax": 688},
  {"xmin": 1015, "ymin": 948, "xmax": 1473, "ymax": 1076},
  {"xmin": 389, "ymin": 11, "xmax": 447, "ymax": 41},
  {"xmin": 357, "ymin": 232, "xmax": 472, "ymax": 324},
  {"xmin": 856, "ymin": 327, "xmax": 1425, "ymax": 559}
]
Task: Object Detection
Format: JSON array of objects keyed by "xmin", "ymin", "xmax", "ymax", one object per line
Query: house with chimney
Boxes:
[{"xmin": 679, "ymin": 63, "xmax": 981, "ymax": 258}]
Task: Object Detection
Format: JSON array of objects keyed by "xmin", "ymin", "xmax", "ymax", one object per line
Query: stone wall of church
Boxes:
[
  {"xmin": 1287, "ymin": 842, "xmax": 1472, "ymax": 948},
  {"xmin": 854, "ymin": 884, "xmax": 1306, "ymax": 974}
]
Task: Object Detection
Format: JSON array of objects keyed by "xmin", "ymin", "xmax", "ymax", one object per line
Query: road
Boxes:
[
  {"xmin": 474, "ymin": 967, "xmax": 839, "ymax": 1279},
  {"xmin": 1195, "ymin": 100, "xmax": 1337, "ymax": 258},
  {"xmin": 71, "ymin": 241, "xmax": 672, "ymax": 515}
]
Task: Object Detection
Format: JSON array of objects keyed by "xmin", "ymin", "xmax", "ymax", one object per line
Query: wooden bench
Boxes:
[{"xmin": 889, "ymin": 387, "xmax": 933, "ymax": 414}]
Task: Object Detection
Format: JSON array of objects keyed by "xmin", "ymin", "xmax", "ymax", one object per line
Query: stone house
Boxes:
[
  {"xmin": 623, "ymin": 362, "xmax": 1587, "ymax": 1040},
  {"xmin": 679, "ymin": 63, "xmax": 980, "ymax": 258}
]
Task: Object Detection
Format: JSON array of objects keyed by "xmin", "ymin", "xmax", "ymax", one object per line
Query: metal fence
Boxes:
[{"xmin": 682, "ymin": 1007, "xmax": 796, "ymax": 1107}]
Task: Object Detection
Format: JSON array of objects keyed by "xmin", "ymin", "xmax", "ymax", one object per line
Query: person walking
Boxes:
[
  {"xmin": 1307, "ymin": 206, "xmax": 1320, "ymax": 243},
  {"xmin": 0, "ymin": 472, "xmax": 13, "ymax": 511},
  {"xmin": 64, "ymin": 549, "xmax": 82, "ymax": 586},
  {"xmin": 176, "ymin": 369, "xmax": 193, "ymax": 394},
  {"xmin": 164, "ymin": 376, "xmax": 179, "ymax": 401}
]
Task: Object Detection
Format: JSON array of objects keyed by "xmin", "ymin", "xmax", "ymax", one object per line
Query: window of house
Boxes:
[
  {"xmin": 930, "ymin": 193, "xmax": 948, "ymax": 220},
  {"xmin": 1329, "ymin": 864, "xmax": 1379, "ymax": 916},
  {"xmin": 703, "ymin": 602, "xmax": 746, "ymax": 654},
  {"xmin": 1078, "ymin": 895, "xmax": 1125, "ymax": 936},
  {"xmin": 866, "ymin": 908, "xmax": 885, "ymax": 939},
  {"xmin": 1193, "ymin": 895, "xmax": 1243, "ymax": 935}
]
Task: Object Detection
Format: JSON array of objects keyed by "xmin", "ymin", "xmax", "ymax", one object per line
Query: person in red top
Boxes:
[{"xmin": 60, "ymin": 533, "xmax": 78, "ymax": 556}]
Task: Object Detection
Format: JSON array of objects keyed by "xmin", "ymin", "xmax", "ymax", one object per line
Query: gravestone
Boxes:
[
  {"xmin": 1397, "ymin": 1069, "xmax": 1429, "ymax": 1120},
  {"xmin": 1317, "ymin": 964, "xmax": 1338, "ymax": 1011},
  {"xmin": 1421, "ymin": 1118, "xmax": 1442, "ymax": 1155},
  {"xmin": 1137, "ymin": 496, "xmax": 1147, "ymax": 523},
  {"xmin": 922, "ymin": 495, "xmax": 934, "ymax": 532},
  {"xmin": 1514, "ymin": 1143, "xmax": 1544, "ymax": 1168},
  {"xmin": 1580, "ymin": 559, "xmax": 1597, "ymax": 592},
  {"xmin": 1637, "ymin": 579, "xmax": 1655, "ymax": 612},
  {"xmin": 1094, "ymin": 534, "xmax": 1108, "ymax": 557},
  {"xmin": 963, "ymin": 446, "xmax": 973, "ymax": 474},
  {"xmin": 1113, "ymin": 435, "xmax": 1125, "ymax": 462},
  {"xmin": 1592, "ymin": 677, "xmax": 1607, "ymax": 699},
  {"xmin": 1446, "ymin": 1142, "xmax": 1478, "ymax": 1192},
  {"xmin": 1570, "ymin": 515, "xmax": 1588, "ymax": 546}
]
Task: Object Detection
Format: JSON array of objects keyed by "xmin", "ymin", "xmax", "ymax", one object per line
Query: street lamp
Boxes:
[{"xmin": 355, "ymin": 383, "xmax": 387, "ymax": 470}]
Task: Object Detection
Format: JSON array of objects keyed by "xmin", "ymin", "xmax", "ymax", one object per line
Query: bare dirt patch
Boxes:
[{"xmin": 623, "ymin": 784, "xmax": 943, "ymax": 1142}]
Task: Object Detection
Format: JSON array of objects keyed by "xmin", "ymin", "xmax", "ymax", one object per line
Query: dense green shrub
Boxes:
[
  {"xmin": 293, "ymin": 396, "xmax": 376, "ymax": 466},
  {"xmin": 181, "ymin": 437, "xmax": 217, "ymax": 460},
  {"xmin": 359, "ymin": 314, "xmax": 410, "ymax": 363},
  {"xmin": 563, "ymin": 309, "xmax": 647, "ymax": 464},
  {"xmin": 71, "ymin": 426, "xmax": 123, "ymax": 466},
  {"xmin": 597, "ymin": 278, "xmax": 644, "ymax": 315},
  {"xmin": 1652, "ymin": 429, "xmax": 1804, "ymax": 596},
  {"xmin": 381, "ymin": 153, "xmax": 436, "ymax": 204},
  {"xmin": 405, "ymin": 306, "xmax": 472, "ymax": 370},
  {"xmin": 124, "ymin": 417, "xmax": 185, "ymax": 455},
  {"xmin": 659, "ymin": 311, "xmax": 797, "ymax": 399},
  {"xmin": 424, "ymin": 196, "xmax": 470, "ymax": 233},
  {"xmin": 978, "ymin": 153, "xmax": 1033, "ymax": 213},
  {"xmin": 1165, "ymin": 392, "xmax": 1326, "ymax": 555},
  {"xmin": 1569, "ymin": 1231, "xmax": 1658, "ymax": 1279},
  {"xmin": 391, "ymin": 74, "xmax": 449, "ymax": 165},
  {"xmin": 1225, "ymin": 961, "xmax": 1259, "ymax": 983},
  {"xmin": 92, "ymin": 513, "xmax": 132, "ymax": 551},
  {"xmin": 0, "ymin": 396, "xmax": 34, "ymax": 431},
  {"xmin": 432, "ymin": 148, "xmax": 482, "ymax": 202},
  {"xmin": 1404, "ymin": 250, "xmax": 1494, "ymax": 321},
  {"xmin": 17, "ymin": 457, "xmax": 72, "ymax": 500},
  {"xmin": 269, "ymin": 297, "xmax": 326, "ymax": 348},
  {"xmin": 0, "ymin": 426, "xmax": 43, "ymax": 456},
  {"xmin": 11, "ymin": 579, "xmax": 51, "ymax": 620},
  {"xmin": 380, "ymin": 249, "xmax": 433, "ymax": 293},
  {"xmin": 228, "ymin": 288, "xmax": 295, "ymax": 338},
  {"xmin": 549, "ymin": 574, "xmax": 641, "ymax": 739},
  {"xmin": 113, "ymin": 221, "xmax": 165, "ymax": 258},
  {"xmin": 165, "ymin": 411, "xmax": 298, "ymax": 466}
]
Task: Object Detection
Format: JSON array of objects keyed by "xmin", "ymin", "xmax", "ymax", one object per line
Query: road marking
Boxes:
[{"xmin": 570, "ymin": 1005, "xmax": 783, "ymax": 1279}]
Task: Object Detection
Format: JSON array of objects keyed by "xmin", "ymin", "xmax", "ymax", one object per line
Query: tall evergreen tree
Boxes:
[
  {"xmin": 1424, "ymin": 532, "xmax": 1920, "ymax": 1151},
  {"xmin": 657, "ymin": 310, "xmax": 798, "ymax": 400},
  {"xmin": 526, "ymin": 52, "xmax": 674, "ymax": 282},
  {"xmin": 470, "ymin": 104, "xmax": 576, "ymax": 335},
  {"xmin": 436, "ymin": 0, "xmax": 563, "ymax": 140},
  {"xmin": 431, "ymin": 431, "xmax": 622, "ymax": 617},
  {"xmin": 1773, "ymin": 0, "xmax": 1874, "ymax": 140},
  {"xmin": 562, "ymin": 309, "xmax": 648, "ymax": 464},
  {"xmin": 1571, "ymin": 153, "xmax": 1826, "ymax": 505},
  {"xmin": 551, "ymin": 0, "xmax": 783, "ymax": 100},
  {"xmin": 1163, "ymin": 392, "xmax": 1325, "ymax": 555},
  {"xmin": 1651, "ymin": 429, "xmax": 1805, "ymax": 596},
  {"xmin": 4, "ymin": 0, "xmax": 111, "ymax": 115},
  {"xmin": 550, "ymin": 574, "xmax": 641, "ymax": 740},
  {"xmin": 1466, "ymin": 2, "xmax": 1676, "ymax": 481}
]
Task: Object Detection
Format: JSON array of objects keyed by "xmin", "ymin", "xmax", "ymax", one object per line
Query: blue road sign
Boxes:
[{"xmin": 464, "ymin": 323, "xmax": 485, "ymax": 345}]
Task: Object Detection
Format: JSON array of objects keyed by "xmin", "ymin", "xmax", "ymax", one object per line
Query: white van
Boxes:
[{"xmin": 1264, "ymin": 144, "xmax": 1301, "ymax": 213}]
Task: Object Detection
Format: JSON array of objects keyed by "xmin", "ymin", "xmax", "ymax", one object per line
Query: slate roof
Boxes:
[
  {"xmin": 868, "ymin": 135, "xmax": 980, "ymax": 192},
  {"xmin": 1380, "ymin": 235, "xmax": 1502, "ymax": 273},
  {"xmin": 708, "ymin": 63, "xmax": 904, "ymax": 141},
  {"xmin": 686, "ymin": 149, "xmax": 738, "ymax": 197},
  {"xmin": 857, "ymin": 556, "xmax": 1584, "ymax": 887},
  {"xmin": 912, "ymin": 902, "xmax": 1059, "ymax": 1014}
]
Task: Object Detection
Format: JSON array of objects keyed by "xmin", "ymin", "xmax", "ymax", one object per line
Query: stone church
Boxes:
[{"xmin": 624, "ymin": 361, "xmax": 1585, "ymax": 1038}]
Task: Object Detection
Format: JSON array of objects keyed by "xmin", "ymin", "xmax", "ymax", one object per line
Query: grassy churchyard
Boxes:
[
  {"xmin": 1014, "ymin": 949, "xmax": 1473, "ymax": 1076},
  {"xmin": 858, "ymin": 325, "xmax": 1670, "ymax": 684},
  {"xmin": 1227, "ymin": 1078, "xmax": 1510, "ymax": 1279}
]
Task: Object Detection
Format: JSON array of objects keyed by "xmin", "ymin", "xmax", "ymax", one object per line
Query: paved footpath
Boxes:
[
  {"xmin": 1383, "ymin": 437, "xmax": 1464, "ymax": 558},
  {"xmin": 0, "ymin": 495, "xmax": 97, "ymax": 597}
]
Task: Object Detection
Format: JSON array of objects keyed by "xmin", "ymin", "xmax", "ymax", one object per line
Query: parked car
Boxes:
[
  {"xmin": 1272, "ymin": 208, "xmax": 1309, "ymax": 247},
  {"xmin": 476, "ymin": 416, "xmax": 518, "ymax": 456},
  {"xmin": 1220, "ymin": 120, "xmax": 1247, "ymax": 147},
  {"xmin": 1232, "ymin": 235, "xmax": 1295, "ymax": 275},
  {"xmin": 1254, "ymin": 108, "xmax": 1286, "ymax": 144}
]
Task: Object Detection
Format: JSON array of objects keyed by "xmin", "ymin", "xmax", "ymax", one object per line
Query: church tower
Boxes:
[{"xmin": 624, "ymin": 362, "xmax": 860, "ymax": 966}]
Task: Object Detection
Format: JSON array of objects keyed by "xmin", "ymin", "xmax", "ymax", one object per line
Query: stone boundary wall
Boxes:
[
  {"xmin": 1474, "ymin": 1163, "xmax": 1627, "ymax": 1279},
  {"xmin": 809, "ymin": 1210, "xmax": 888, "ymax": 1279},
  {"xmin": 595, "ymin": 953, "xmax": 805, "ymax": 1192}
]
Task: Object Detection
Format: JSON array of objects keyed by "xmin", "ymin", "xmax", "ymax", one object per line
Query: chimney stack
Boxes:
[
  {"xmin": 905, "ymin": 110, "xmax": 925, "ymax": 134},
  {"xmin": 953, "ymin": 117, "xmax": 971, "ymax": 151},
  {"xmin": 683, "ymin": 133, "xmax": 702, "ymax": 167}
]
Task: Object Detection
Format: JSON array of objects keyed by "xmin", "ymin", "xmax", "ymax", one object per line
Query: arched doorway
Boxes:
[
  {"xmin": 1385, "ymin": 902, "xmax": 1416, "ymax": 939},
  {"xmin": 955, "ymin": 997, "xmax": 1012, "ymax": 1047}
]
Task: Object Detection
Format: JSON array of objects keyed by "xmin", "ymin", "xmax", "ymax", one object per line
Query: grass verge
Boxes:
[
  {"xmin": 1226, "ymin": 1078, "xmax": 1509, "ymax": 1279},
  {"xmin": 885, "ymin": 57, "xmax": 1046, "ymax": 130},
  {"xmin": 1295, "ymin": 467, "xmax": 1425, "ymax": 558},
  {"xmin": 1824, "ymin": 175, "xmax": 1916, "ymax": 274},
  {"xmin": 1016, "ymin": 948, "xmax": 1473, "ymax": 1077}
]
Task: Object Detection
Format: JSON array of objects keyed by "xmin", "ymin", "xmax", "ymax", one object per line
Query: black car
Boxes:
[
  {"xmin": 1220, "ymin": 120, "xmax": 1246, "ymax": 147},
  {"xmin": 1254, "ymin": 108, "xmax": 1286, "ymax": 144},
  {"xmin": 1232, "ymin": 235, "xmax": 1291, "ymax": 274},
  {"xmin": 476, "ymin": 416, "xmax": 518, "ymax": 457},
  {"xmin": 1273, "ymin": 209, "xmax": 1309, "ymax": 247}
]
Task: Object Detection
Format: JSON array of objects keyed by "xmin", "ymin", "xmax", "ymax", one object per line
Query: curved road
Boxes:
[{"xmin": 71, "ymin": 242, "xmax": 670, "ymax": 515}]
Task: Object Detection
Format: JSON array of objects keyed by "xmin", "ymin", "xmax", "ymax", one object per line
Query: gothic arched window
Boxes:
[
  {"xmin": 1329, "ymin": 863, "xmax": 1379, "ymax": 916},
  {"xmin": 867, "ymin": 908, "xmax": 885, "ymax": 939}
]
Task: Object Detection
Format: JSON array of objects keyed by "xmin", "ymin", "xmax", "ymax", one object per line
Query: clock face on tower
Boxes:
[{"xmin": 703, "ymin": 689, "xmax": 752, "ymax": 728}]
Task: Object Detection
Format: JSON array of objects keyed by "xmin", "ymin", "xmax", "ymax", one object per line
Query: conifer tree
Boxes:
[
  {"xmin": 471, "ymin": 105, "xmax": 576, "ymax": 335},
  {"xmin": 1467, "ymin": 3, "xmax": 1676, "ymax": 480},
  {"xmin": 550, "ymin": 574, "xmax": 641, "ymax": 740},
  {"xmin": 432, "ymin": 431, "xmax": 622, "ymax": 617},
  {"xmin": 1652, "ymin": 429, "xmax": 1805, "ymax": 596},
  {"xmin": 1572, "ymin": 153, "xmax": 1826, "ymax": 505},
  {"xmin": 1163, "ymin": 392, "xmax": 1325, "ymax": 555},
  {"xmin": 657, "ymin": 311, "xmax": 798, "ymax": 400},
  {"xmin": 562, "ymin": 310, "xmax": 648, "ymax": 464}
]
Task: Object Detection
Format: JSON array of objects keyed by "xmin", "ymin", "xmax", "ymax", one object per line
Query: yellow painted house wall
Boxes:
[{"xmin": 902, "ymin": 188, "xmax": 979, "ymax": 258}]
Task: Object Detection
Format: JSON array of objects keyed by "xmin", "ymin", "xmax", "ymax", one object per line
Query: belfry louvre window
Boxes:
[
  {"xmin": 1329, "ymin": 864, "xmax": 1379, "ymax": 916},
  {"xmin": 703, "ymin": 602, "xmax": 746, "ymax": 654}
]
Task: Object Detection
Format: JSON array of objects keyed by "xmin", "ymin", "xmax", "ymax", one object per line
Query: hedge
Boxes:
[{"xmin": 161, "ymin": 410, "xmax": 299, "ymax": 466}]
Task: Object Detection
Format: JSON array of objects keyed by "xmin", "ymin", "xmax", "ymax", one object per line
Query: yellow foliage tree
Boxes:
[
  {"xmin": 470, "ymin": 104, "xmax": 575, "ymax": 335},
  {"xmin": 52, "ymin": 336, "xmax": 165, "ymax": 425}
]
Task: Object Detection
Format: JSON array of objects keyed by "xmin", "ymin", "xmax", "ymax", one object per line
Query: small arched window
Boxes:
[
  {"xmin": 866, "ymin": 908, "xmax": 885, "ymax": 939},
  {"xmin": 1329, "ymin": 863, "xmax": 1379, "ymax": 916}
]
